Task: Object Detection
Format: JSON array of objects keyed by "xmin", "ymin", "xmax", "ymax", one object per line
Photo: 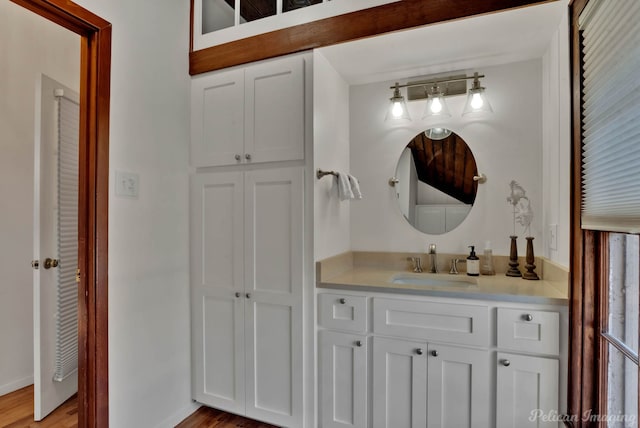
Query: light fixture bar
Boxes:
[{"xmin": 388, "ymin": 74, "xmax": 486, "ymax": 91}]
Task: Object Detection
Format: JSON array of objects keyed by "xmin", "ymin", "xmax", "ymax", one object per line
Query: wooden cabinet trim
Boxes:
[{"xmin": 190, "ymin": 0, "xmax": 554, "ymax": 75}]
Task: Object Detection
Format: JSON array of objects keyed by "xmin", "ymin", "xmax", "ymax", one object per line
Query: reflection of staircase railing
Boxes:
[
  {"xmin": 223, "ymin": 0, "xmax": 321, "ymax": 21},
  {"xmin": 408, "ymin": 132, "xmax": 478, "ymax": 205}
]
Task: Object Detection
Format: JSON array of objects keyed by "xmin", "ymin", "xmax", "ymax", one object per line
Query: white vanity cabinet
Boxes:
[
  {"xmin": 495, "ymin": 308, "xmax": 561, "ymax": 428},
  {"xmin": 190, "ymin": 54, "xmax": 305, "ymax": 167},
  {"xmin": 317, "ymin": 290, "xmax": 566, "ymax": 428},
  {"xmin": 191, "ymin": 166, "xmax": 304, "ymax": 427},
  {"xmin": 319, "ymin": 330, "xmax": 368, "ymax": 428}
]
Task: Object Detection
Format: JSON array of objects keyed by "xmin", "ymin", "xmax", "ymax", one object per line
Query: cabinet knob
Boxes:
[
  {"xmin": 502, "ymin": 359, "xmax": 511, "ymax": 367},
  {"xmin": 523, "ymin": 314, "xmax": 533, "ymax": 322},
  {"xmin": 246, "ymin": 293, "xmax": 251, "ymax": 299},
  {"xmin": 415, "ymin": 348, "xmax": 424, "ymax": 355},
  {"xmin": 235, "ymin": 154, "xmax": 241, "ymax": 161},
  {"xmin": 235, "ymin": 292, "xmax": 241, "ymax": 298},
  {"xmin": 339, "ymin": 298, "xmax": 346, "ymax": 304},
  {"xmin": 355, "ymin": 340, "xmax": 362, "ymax": 347},
  {"xmin": 431, "ymin": 350, "xmax": 439, "ymax": 357},
  {"xmin": 245, "ymin": 153, "xmax": 252, "ymax": 160}
]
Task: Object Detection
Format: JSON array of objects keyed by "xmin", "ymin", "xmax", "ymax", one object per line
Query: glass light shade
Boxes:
[
  {"xmin": 424, "ymin": 127, "xmax": 452, "ymax": 140},
  {"xmin": 385, "ymin": 87, "xmax": 411, "ymax": 122},
  {"xmin": 422, "ymin": 93, "xmax": 451, "ymax": 119},
  {"xmin": 462, "ymin": 87, "xmax": 493, "ymax": 116}
]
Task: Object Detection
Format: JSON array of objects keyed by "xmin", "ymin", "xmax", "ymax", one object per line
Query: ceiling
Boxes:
[{"xmin": 317, "ymin": 1, "xmax": 567, "ymax": 85}]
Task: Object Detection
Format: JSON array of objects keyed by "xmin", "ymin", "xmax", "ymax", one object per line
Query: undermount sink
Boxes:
[{"xmin": 391, "ymin": 273, "xmax": 477, "ymax": 287}]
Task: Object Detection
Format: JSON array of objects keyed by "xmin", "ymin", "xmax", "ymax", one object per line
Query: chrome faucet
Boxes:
[
  {"xmin": 449, "ymin": 258, "xmax": 466, "ymax": 274},
  {"xmin": 428, "ymin": 244, "xmax": 438, "ymax": 273},
  {"xmin": 408, "ymin": 257, "xmax": 423, "ymax": 273}
]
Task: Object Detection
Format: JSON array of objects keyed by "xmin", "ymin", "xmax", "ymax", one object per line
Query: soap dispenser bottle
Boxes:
[{"xmin": 467, "ymin": 245, "xmax": 480, "ymax": 276}]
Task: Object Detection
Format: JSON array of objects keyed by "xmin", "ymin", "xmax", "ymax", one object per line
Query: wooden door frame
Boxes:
[{"xmin": 9, "ymin": 1, "xmax": 111, "ymax": 426}]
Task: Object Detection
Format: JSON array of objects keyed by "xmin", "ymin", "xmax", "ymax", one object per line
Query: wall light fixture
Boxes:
[{"xmin": 385, "ymin": 72, "xmax": 491, "ymax": 122}]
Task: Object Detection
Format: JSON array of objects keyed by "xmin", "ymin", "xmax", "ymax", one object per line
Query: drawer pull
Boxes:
[
  {"xmin": 523, "ymin": 314, "xmax": 534, "ymax": 322},
  {"xmin": 245, "ymin": 153, "xmax": 252, "ymax": 160},
  {"xmin": 246, "ymin": 293, "xmax": 251, "ymax": 299},
  {"xmin": 355, "ymin": 340, "xmax": 362, "ymax": 347},
  {"xmin": 415, "ymin": 348, "xmax": 424, "ymax": 355},
  {"xmin": 339, "ymin": 298, "xmax": 347, "ymax": 304},
  {"xmin": 502, "ymin": 359, "xmax": 511, "ymax": 367},
  {"xmin": 431, "ymin": 350, "xmax": 439, "ymax": 357},
  {"xmin": 235, "ymin": 292, "xmax": 241, "ymax": 298},
  {"xmin": 235, "ymin": 154, "xmax": 241, "ymax": 161}
]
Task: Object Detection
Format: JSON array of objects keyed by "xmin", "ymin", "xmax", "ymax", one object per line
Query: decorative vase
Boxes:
[
  {"xmin": 523, "ymin": 236, "xmax": 540, "ymax": 280},
  {"xmin": 506, "ymin": 235, "xmax": 522, "ymax": 277}
]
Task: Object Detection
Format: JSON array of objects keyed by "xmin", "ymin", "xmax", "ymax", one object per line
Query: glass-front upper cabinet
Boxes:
[{"xmin": 193, "ymin": 0, "xmax": 396, "ymax": 51}]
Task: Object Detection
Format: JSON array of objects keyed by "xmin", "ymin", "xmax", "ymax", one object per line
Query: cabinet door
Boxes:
[
  {"xmin": 372, "ymin": 337, "xmax": 428, "ymax": 428},
  {"xmin": 191, "ymin": 68, "xmax": 244, "ymax": 167},
  {"xmin": 190, "ymin": 171, "xmax": 245, "ymax": 413},
  {"xmin": 426, "ymin": 344, "xmax": 490, "ymax": 428},
  {"xmin": 244, "ymin": 167, "xmax": 304, "ymax": 427},
  {"xmin": 496, "ymin": 352, "xmax": 559, "ymax": 428},
  {"xmin": 244, "ymin": 56, "xmax": 305, "ymax": 164},
  {"xmin": 319, "ymin": 331, "xmax": 368, "ymax": 428}
]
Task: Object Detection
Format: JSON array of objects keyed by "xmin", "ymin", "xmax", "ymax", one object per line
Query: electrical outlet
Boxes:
[
  {"xmin": 115, "ymin": 171, "xmax": 139, "ymax": 198},
  {"xmin": 549, "ymin": 224, "xmax": 558, "ymax": 251}
]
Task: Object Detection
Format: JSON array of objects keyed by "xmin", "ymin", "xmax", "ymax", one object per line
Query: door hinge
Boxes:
[{"xmin": 75, "ymin": 268, "xmax": 81, "ymax": 283}]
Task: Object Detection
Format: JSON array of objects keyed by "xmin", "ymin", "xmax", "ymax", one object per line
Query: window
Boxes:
[
  {"xmin": 604, "ymin": 234, "xmax": 638, "ymax": 426},
  {"xmin": 570, "ymin": 0, "xmax": 640, "ymax": 426}
]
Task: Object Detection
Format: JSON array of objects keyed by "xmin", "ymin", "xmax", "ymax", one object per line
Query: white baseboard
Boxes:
[
  {"xmin": 153, "ymin": 401, "xmax": 200, "ymax": 428},
  {"xmin": 0, "ymin": 375, "xmax": 34, "ymax": 397}
]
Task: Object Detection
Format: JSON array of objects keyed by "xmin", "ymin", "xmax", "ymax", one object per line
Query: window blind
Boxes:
[
  {"xmin": 580, "ymin": 0, "xmax": 640, "ymax": 232},
  {"xmin": 54, "ymin": 95, "xmax": 79, "ymax": 382}
]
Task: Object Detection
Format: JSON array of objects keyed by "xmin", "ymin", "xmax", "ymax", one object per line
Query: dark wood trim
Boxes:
[
  {"xmin": 10, "ymin": 1, "xmax": 111, "ymax": 427},
  {"xmin": 189, "ymin": 0, "xmax": 555, "ymax": 75},
  {"xmin": 567, "ymin": 0, "xmax": 589, "ymax": 425}
]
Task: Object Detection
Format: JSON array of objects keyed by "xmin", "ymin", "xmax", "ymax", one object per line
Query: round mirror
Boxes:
[{"xmin": 394, "ymin": 129, "xmax": 478, "ymax": 235}]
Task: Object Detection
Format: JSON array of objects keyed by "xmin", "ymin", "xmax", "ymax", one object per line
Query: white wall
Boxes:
[
  {"xmin": 542, "ymin": 6, "xmax": 571, "ymax": 268},
  {"xmin": 0, "ymin": 2, "xmax": 80, "ymax": 396},
  {"xmin": 313, "ymin": 51, "xmax": 351, "ymax": 260},
  {"xmin": 69, "ymin": 0, "xmax": 194, "ymax": 426},
  {"xmin": 349, "ymin": 60, "xmax": 543, "ymax": 256}
]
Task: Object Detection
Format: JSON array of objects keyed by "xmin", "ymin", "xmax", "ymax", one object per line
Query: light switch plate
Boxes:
[
  {"xmin": 549, "ymin": 224, "xmax": 558, "ymax": 251},
  {"xmin": 115, "ymin": 171, "xmax": 139, "ymax": 198}
]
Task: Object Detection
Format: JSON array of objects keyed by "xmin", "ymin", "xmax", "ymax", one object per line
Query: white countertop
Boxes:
[{"xmin": 317, "ymin": 254, "xmax": 569, "ymax": 305}]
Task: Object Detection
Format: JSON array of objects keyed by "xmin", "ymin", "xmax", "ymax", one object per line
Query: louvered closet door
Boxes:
[
  {"xmin": 190, "ymin": 171, "xmax": 245, "ymax": 414},
  {"xmin": 244, "ymin": 167, "xmax": 304, "ymax": 427}
]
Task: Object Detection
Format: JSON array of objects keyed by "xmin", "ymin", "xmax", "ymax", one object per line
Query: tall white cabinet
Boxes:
[{"xmin": 190, "ymin": 53, "xmax": 309, "ymax": 428}]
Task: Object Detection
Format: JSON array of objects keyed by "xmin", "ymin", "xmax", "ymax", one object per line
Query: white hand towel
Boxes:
[
  {"xmin": 337, "ymin": 172, "xmax": 354, "ymax": 201},
  {"xmin": 348, "ymin": 174, "xmax": 362, "ymax": 199}
]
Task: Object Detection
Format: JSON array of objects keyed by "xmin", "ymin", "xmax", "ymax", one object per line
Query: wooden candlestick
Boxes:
[
  {"xmin": 506, "ymin": 235, "xmax": 522, "ymax": 277},
  {"xmin": 523, "ymin": 236, "xmax": 540, "ymax": 280}
]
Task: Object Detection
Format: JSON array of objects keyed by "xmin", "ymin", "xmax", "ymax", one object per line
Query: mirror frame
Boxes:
[{"xmin": 10, "ymin": 1, "xmax": 112, "ymax": 426}]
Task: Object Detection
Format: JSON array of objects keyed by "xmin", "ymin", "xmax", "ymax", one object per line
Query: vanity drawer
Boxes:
[
  {"xmin": 319, "ymin": 293, "xmax": 367, "ymax": 332},
  {"xmin": 372, "ymin": 298, "xmax": 489, "ymax": 347},
  {"xmin": 497, "ymin": 308, "xmax": 560, "ymax": 355}
]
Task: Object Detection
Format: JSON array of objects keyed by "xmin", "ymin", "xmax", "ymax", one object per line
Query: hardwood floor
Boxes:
[
  {"xmin": 176, "ymin": 407, "xmax": 278, "ymax": 428},
  {"xmin": 0, "ymin": 386, "xmax": 277, "ymax": 428},
  {"xmin": 0, "ymin": 385, "xmax": 77, "ymax": 428}
]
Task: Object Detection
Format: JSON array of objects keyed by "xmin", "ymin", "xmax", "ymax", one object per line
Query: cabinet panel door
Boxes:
[
  {"xmin": 191, "ymin": 69, "xmax": 244, "ymax": 167},
  {"xmin": 244, "ymin": 56, "xmax": 305, "ymax": 164},
  {"xmin": 190, "ymin": 172, "xmax": 245, "ymax": 413},
  {"xmin": 496, "ymin": 352, "xmax": 559, "ymax": 428},
  {"xmin": 372, "ymin": 337, "xmax": 428, "ymax": 428},
  {"xmin": 319, "ymin": 331, "xmax": 367, "ymax": 428},
  {"xmin": 426, "ymin": 344, "xmax": 490, "ymax": 428},
  {"xmin": 244, "ymin": 167, "xmax": 304, "ymax": 427}
]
